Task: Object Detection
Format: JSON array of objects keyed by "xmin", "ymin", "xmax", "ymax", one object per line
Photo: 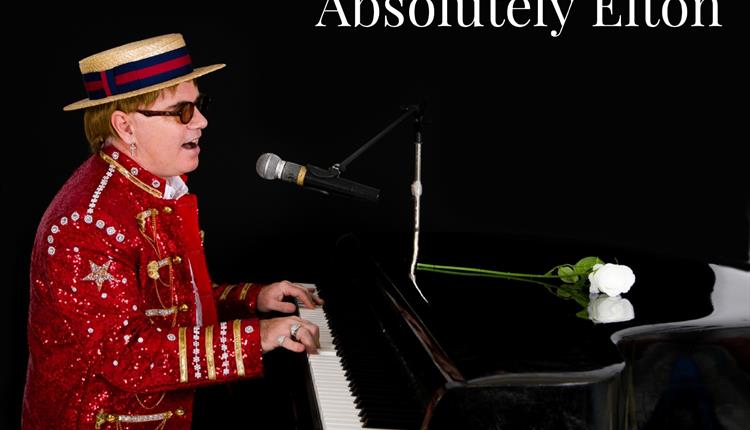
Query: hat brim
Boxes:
[{"xmin": 62, "ymin": 63, "xmax": 226, "ymax": 111}]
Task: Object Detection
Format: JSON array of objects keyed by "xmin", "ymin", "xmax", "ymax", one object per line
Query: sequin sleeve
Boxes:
[{"xmin": 100, "ymin": 318, "xmax": 263, "ymax": 392}]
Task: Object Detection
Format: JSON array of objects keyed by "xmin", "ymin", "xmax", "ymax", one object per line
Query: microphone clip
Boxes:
[{"xmin": 309, "ymin": 164, "xmax": 341, "ymax": 180}]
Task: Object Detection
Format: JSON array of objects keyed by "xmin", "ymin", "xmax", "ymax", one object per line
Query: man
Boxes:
[{"xmin": 23, "ymin": 33, "xmax": 321, "ymax": 429}]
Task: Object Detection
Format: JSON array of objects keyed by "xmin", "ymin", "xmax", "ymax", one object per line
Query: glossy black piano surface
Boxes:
[
  {"xmin": 312, "ymin": 233, "xmax": 749, "ymax": 429},
  {"xmin": 195, "ymin": 232, "xmax": 750, "ymax": 430}
]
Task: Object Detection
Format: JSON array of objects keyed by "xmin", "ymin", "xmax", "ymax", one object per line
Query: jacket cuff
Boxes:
[
  {"xmin": 242, "ymin": 283, "xmax": 263, "ymax": 314},
  {"xmin": 180, "ymin": 318, "xmax": 263, "ymax": 384},
  {"xmin": 214, "ymin": 282, "xmax": 263, "ymax": 318}
]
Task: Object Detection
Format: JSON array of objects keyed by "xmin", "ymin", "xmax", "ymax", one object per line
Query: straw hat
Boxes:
[{"xmin": 63, "ymin": 33, "xmax": 225, "ymax": 111}]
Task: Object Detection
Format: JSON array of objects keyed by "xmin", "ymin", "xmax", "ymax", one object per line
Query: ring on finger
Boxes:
[
  {"xmin": 277, "ymin": 335, "xmax": 286, "ymax": 346},
  {"xmin": 290, "ymin": 323, "xmax": 301, "ymax": 339}
]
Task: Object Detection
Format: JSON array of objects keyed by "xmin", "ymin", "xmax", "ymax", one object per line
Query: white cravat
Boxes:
[{"xmin": 163, "ymin": 176, "xmax": 189, "ymax": 200}]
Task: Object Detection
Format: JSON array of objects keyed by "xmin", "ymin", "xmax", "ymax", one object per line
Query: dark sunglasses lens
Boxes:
[
  {"xmin": 180, "ymin": 103, "xmax": 194, "ymax": 124},
  {"xmin": 197, "ymin": 95, "xmax": 209, "ymax": 113}
]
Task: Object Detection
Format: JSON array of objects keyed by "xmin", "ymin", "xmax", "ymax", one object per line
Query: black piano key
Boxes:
[{"xmin": 316, "ymin": 281, "xmax": 424, "ymax": 429}]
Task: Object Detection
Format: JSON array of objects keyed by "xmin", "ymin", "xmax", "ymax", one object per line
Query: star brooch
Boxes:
[{"xmin": 83, "ymin": 259, "xmax": 117, "ymax": 291}]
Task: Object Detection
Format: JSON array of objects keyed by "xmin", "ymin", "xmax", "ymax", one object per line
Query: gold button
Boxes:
[
  {"xmin": 163, "ymin": 206, "xmax": 173, "ymax": 214},
  {"xmin": 175, "ymin": 408, "xmax": 185, "ymax": 416},
  {"xmin": 172, "ymin": 256, "xmax": 182, "ymax": 264},
  {"xmin": 106, "ymin": 415, "xmax": 116, "ymax": 423},
  {"xmin": 147, "ymin": 261, "xmax": 160, "ymax": 280},
  {"xmin": 179, "ymin": 304, "xmax": 189, "ymax": 312}
]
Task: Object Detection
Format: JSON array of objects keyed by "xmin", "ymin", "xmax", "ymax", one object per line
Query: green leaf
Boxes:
[
  {"xmin": 557, "ymin": 266, "xmax": 579, "ymax": 283},
  {"xmin": 576, "ymin": 309, "xmax": 589, "ymax": 320},
  {"xmin": 557, "ymin": 288, "xmax": 572, "ymax": 298},
  {"xmin": 574, "ymin": 256, "xmax": 604, "ymax": 275}
]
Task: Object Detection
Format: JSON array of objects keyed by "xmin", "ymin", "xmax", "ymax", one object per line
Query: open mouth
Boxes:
[{"xmin": 182, "ymin": 139, "xmax": 199, "ymax": 149}]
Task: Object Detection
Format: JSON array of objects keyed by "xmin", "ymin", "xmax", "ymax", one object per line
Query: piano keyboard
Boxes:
[{"xmin": 297, "ymin": 284, "xmax": 391, "ymax": 430}]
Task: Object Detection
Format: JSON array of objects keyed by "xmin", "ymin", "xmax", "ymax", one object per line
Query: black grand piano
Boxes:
[{"xmin": 196, "ymin": 231, "xmax": 750, "ymax": 429}]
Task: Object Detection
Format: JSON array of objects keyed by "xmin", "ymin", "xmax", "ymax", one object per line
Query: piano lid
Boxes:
[{"xmin": 353, "ymin": 232, "xmax": 720, "ymax": 383}]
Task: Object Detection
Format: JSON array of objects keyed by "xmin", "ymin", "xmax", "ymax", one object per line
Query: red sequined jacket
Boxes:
[{"xmin": 24, "ymin": 146, "xmax": 264, "ymax": 429}]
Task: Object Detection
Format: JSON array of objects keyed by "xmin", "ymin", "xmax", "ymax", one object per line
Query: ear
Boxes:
[{"xmin": 111, "ymin": 110, "xmax": 135, "ymax": 142}]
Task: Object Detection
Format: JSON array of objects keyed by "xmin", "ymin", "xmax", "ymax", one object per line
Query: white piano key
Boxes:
[{"xmin": 297, "ymin": 284, "xmax": 393, "ymax": 430}]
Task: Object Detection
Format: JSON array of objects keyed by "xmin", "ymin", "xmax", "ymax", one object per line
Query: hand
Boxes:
[
  {"xmin": 260, "ymin": 316, "xmax": 320, "ymax": 353},
  {"xmin": 257, "ymin": 280, "xmax": 324, "ymax": 314}
]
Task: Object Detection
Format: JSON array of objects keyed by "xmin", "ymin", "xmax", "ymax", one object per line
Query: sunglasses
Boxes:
[{"xmin": 136, "ymin": 94, "xmax": 209, "ymax": 124}]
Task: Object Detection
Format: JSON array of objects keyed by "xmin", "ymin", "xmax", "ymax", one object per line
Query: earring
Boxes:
[{"xmin": 129, "ymin": 141, "xmax": 136, "ymax": 157}]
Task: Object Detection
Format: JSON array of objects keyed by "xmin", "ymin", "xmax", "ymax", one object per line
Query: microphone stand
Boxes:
[
  {"xmin": 408, "ymin": 113, "xmax": 426, "ymax": 301},
  {"xmin": 323, "ymin": 104, "xmax": 429, "ymax": 303},
  {"xmin": 329, "ymin": 104, "xmax": 422, "ymax": 176}
]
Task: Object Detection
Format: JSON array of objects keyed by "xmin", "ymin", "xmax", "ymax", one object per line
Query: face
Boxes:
[{"xmin": 129, "ymin": 81, "xmax": 207, "ymax": 178}]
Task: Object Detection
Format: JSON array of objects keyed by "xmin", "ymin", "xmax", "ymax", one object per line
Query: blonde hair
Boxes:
[{"xmin": 83, "ymin": 82, "xmax": 189, "ymax": 153}]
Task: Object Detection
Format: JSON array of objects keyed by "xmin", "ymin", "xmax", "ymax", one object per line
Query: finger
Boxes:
[
  {"xmin": 264, "ymin": 299, "xmax": 297, "ymax": 314},
  {"xmin": 301, "ymin": 320, "xmax": 320, "ymax": 341},
  {"xmin": 285, "ymin": 286, "xmax": 317, "ymax": 309},
  {"xmin": 279, "ymin": 335, "xmax": 305, "ymax": 353},
  {"xmin": 294, "ymin": 327, "xmax": 319, "ymax": 353},
  {"xmin": 298, "ymin": 321, "xmax": 320, "ymax": 347},
  {"xmin": 302, "ymin": 286, "xmax": 325, "ymax": 305},
  {"xmin": 311, "ymin": 292, "xmax": 325, "ymax": 306},
  {"xmin": 289, "ymin": 321, "xmax": 302, "ymax": 341},
  {"xmin": 273, "ymin": 301, "xmax": 297, "ymax": 314}
]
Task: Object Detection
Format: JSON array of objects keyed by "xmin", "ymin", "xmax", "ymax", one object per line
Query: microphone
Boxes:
[{"xmin": 256, "ymin": 153, "xmax": 380, "ymax": 203}]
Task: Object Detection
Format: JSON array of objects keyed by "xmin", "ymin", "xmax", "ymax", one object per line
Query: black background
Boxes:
[{"xmin": 4, "ymin": 4, "xmax": 749, "ymax": 428}]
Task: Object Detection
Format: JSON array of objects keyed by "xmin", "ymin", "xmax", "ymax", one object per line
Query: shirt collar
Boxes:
[{"xmin": 164, "ymin": 176, "xmax": 189, "ymax": 200}]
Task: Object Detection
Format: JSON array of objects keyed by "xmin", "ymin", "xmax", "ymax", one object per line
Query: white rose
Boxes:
[
  {"xmin": 588, "ymin": 263, "xmax": 635, "ymax": 297},
  {"xmin": 588, "ymin": 294, "xmax": 635, "ymax": 324}
]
